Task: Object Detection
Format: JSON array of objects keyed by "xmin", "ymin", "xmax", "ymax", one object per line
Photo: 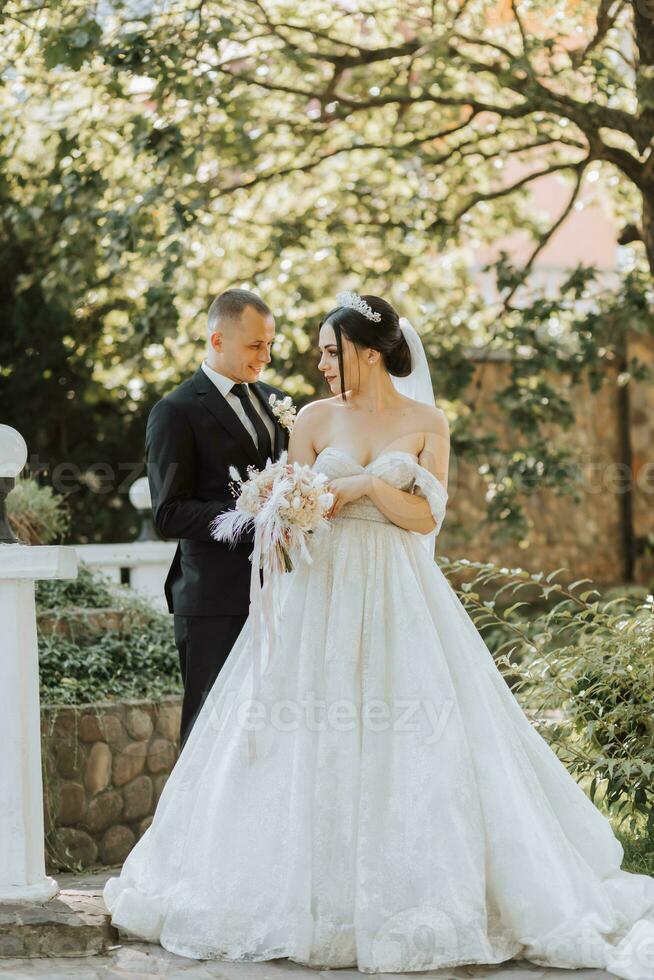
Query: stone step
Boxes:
[{"xmin": 0, "ymin": 888, "xmax": 118, "ymax": 958}]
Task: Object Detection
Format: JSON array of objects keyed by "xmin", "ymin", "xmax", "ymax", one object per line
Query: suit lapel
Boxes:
[
  {"xmin": 251, "ymin": 383, "xmax": 286, "ymax": 459},
  {"xmin": 192, "ymin": 368, "xmax": 261, "ymax": 467}
]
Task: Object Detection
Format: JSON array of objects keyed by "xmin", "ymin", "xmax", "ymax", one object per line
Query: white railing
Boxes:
[{"xmin": 74, "ymin": 541, "xmax": 177, "ymax": 611}]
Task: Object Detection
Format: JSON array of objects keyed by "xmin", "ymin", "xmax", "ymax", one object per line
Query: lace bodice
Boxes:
[{"xmin": 313, "ymin": 447, "xmax": 448, "ymax": 532}]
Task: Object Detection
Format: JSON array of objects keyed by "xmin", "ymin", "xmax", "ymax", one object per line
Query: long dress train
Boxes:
[{"xmin": 104, "ymin": 448, "xmax": 654, "ymax": 979}]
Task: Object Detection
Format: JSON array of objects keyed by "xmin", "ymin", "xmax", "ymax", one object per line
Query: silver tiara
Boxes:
[{"xmin": 335, "ymin": 290, "xmax": 381, "ymax": 323}]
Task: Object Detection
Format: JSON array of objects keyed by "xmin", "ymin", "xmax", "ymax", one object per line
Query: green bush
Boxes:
[
  {"xmin": 37, "ymin": 561, "xmax": 180, "ymax": 704},
  {"xmin": 38, "ymin": 611, "xmax": 181, "ymax": 704},
  {"xmin": 439, "ymin": 556, "xmax": 654, "ymax": 838},
  {"xmin": 36, "ymin": 561, "xmax": 117, "ymax": 610},
  {"xmin": 518, "ymin": 608, "xmax": 654, "ymax": 836},
  {"xmin": 7, "ymin": 478, "xmax": 70, "ymax": 545},
  {"xmin": 618, "ymin": 828, "xmax": 654, "ymax": 878}
]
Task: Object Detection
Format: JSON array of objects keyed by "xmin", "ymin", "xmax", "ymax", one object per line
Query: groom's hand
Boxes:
[{"xmin": 325, "ymin": 475, "xmax": 371, "ymax": 519}]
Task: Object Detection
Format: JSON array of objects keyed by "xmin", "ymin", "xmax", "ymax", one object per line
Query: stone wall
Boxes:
[{"xmin": 41, "ymin": 696, "xmax": 182, "ymax": 872}]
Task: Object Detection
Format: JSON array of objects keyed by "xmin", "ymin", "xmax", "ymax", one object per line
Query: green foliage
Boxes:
[
  {"xmin": 38, "ymin": 612, "xmax": 181, "ymax": 705},
  {"xmin": 6, "ymin": 477, "xmax": 70, "ymax": 545},
  {"xmin": 37, "ymin": 562, "xmax": 180, "ymax": 704},
  {"xmin": 618, "ymin": 828, "xmax": 654, "ymax": 877},
  {"xmin": 1, "ymin": 1, "xmax": 653, "ymax": 543},
  {"xmin": 523, "ymin": 609, "xmax": 654, "ymax": 834},
  {"xmin": 439, "ymin": 555, "xmax": 654, "ymax": 835},
  {"xmin": 43, "ymin": 18, "xmax": 103, "ymax": 71},
  {"xmin": 36, "ymin": 560, "xmax": 117, "ymax": 610}
]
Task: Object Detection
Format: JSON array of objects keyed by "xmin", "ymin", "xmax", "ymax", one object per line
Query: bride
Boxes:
[{"xmin": 104, "ymin": 292, "xmax": 654, "ymax": 979}]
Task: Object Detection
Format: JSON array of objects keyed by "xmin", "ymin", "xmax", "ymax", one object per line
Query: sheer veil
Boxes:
[{"xmin": 390, "ymin": 317, "xmax": 439, "ymax": 558}]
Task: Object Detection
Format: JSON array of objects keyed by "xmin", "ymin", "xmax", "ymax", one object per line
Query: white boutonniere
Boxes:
[{"xmin": 269, "ymin": 394, "xmax": 296, "ymax": 433}]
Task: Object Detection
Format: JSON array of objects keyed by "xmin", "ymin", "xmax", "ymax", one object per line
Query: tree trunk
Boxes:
[
  {"xmin": 643, "ymin": 191, "xmax": 654, "ymax": 277},
  {"xmin": 634, "ymin": 6, "xmax": 654, "ymax": 66},
  {"xmin": 634, "ymin": 7, "xmax": 654, "ymax": 276}
]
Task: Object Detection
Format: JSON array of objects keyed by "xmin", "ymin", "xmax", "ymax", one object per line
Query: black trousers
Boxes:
[{"xmin": 173, "ymin": 614, "xmax": 248, "ymax": 750}]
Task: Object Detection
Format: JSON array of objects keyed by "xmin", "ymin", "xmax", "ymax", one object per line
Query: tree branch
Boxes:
[
  {"xmin": 454, "ymin": 32, "xmax": 518, "ymax": 62},
  {"xmin": 503, "ymin": 158, "xmax": 590, "ymax": 304},
  {"xmin": 205, "ymin": 122, "xmax": 482, "ymax": 197},
  {"xmin": 569, "ymin": 0, "xmax": 627, "ymax": 67},
  {"xmin": 443, "ymin": 160, "xmax": 586, "ymax": 229},
  {"xmin": 243, "ymin": 0, "xmax": 421, "ymax": 64},
  {"xmin": 509, "ymin": 0, "xmax": 533, "ymax": 69}
]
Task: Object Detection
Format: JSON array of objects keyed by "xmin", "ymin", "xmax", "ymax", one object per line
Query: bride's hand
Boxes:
[{"xmin": 325, "ymin": 475, "xmax": 371, "ymax": 519}]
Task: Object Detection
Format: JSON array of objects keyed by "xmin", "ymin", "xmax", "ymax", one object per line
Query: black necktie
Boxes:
[{"xmin": 231, "ymin": 384, "xmax": 273, "ymax": 463}]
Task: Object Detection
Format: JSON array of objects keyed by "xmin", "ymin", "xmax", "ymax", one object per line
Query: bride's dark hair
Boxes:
[{"xmin": 320, "ymin": 294, "xmax": 412, "ymax": 401}]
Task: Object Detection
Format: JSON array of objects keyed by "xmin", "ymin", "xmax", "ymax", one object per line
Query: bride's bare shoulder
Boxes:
[
  {"xmin": 290, "ymin": 398, "xmax": 338, "ymax": 460},
  {"xmin": 400, "ymin": 396, "xmax": 449, "ymax": 432},
  {"xmin": 291, "ymin": 396, "xmax": 339, "ymax": 439},
  {"xmin": 295, "ymin": 396, "xmax": 341, "ymax": 422},
  {"xmin": 424, "ymin": 403, "xmax": 449, "ymax": 432}
]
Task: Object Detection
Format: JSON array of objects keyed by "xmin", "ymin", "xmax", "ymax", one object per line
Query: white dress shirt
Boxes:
[{"xmin": 201, "ymin": 360, "xmax": 276, "ymax": 451}]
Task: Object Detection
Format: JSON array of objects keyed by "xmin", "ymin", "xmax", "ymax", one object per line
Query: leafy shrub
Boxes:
[
  {"xmin": 38, "ymin": 609, "xmax": 181, "ymax": 704},
  {"xmin": 37, "ymin": 561, "xmax": 180, "ymax": 704},
  {"xmin": 439, "ymin": 556, "xmax": 654, "ymax": 837},
  {"xmin": 519, "ymin": 607, "xmax": 653, "ymax": 836},
  {"xmin": 617, "ymin": 830, "xmax": 654, "ymax": 877},
  {"xmin": 7, "ymin": 478, "xmax": 70, "ymax": 545},
  {"xmin": 36, "ymin": 560, "xmax": 117, "ymax": 610}
]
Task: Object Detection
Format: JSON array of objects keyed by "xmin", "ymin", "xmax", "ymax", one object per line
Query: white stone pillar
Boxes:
[{"xmin": 0, "ymin": 544, "xmax": 78, "ymax": 902}]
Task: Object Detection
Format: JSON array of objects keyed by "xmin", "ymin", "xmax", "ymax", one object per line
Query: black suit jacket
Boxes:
[{"xmin": 145, "ymin": 367, "xmax": 290, "ymax": 616}]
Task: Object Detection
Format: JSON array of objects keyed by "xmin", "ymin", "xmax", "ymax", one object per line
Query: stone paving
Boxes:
[
  {"xmin": 0, "ymin": 870, "xmax": 617, "ymax": 979},
  {"xmin": 0, "ymin": 888, "xmax": 115, "ymax": 959},
  {"xmin": 0, "ymin": 944, "xmax": 618, "ymax": 979}
]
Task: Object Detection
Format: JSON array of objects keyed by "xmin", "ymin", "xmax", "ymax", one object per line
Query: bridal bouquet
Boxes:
[
  {"xmin": 210, "ymin": 453, "xmax": 333, "ymax": 765},
  {"xmin": 209, "ymin": 451, "xmax": 334, "ymax": 572}
]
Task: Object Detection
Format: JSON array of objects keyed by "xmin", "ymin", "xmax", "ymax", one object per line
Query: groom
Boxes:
[{"xmin": 145, "ymin": 289, "xmax": 290, "ymax": 749}]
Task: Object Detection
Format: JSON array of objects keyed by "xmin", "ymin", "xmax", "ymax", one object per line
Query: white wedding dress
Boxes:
[{"xmin": 104, "ymin": 447, "xmax": 654, "ymax": 979}]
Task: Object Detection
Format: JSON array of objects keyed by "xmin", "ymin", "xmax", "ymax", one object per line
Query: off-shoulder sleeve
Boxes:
[{"xmin": 411, "ymin": 462, "xmax": 448, "ymax": 534}]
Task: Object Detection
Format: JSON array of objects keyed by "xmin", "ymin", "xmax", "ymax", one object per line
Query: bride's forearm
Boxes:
[{"xmin": 365, "ymin": 475, "xmax": 436, "ymax": 535}]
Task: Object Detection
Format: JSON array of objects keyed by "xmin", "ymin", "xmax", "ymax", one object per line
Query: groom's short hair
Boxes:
[{"xmin": 207, "ymin": 289, "xmax": 271, "ymax": 335}]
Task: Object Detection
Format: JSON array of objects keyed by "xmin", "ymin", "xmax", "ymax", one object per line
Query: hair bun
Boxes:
[{"xmin": 385, "ymin": 327, "xmax": 412, "ymax": 377}]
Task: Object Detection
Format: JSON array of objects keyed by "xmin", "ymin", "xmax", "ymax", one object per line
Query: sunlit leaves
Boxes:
[{"xmin": 1, "ymin": 0, "xmax": 652, "ymax": 545}]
